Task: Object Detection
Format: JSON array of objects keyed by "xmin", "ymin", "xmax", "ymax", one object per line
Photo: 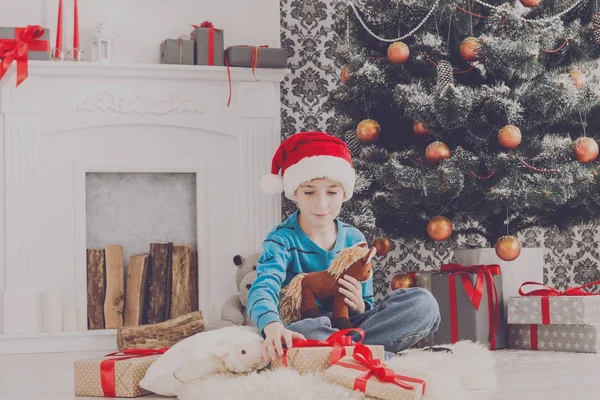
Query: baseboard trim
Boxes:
[{"xmin": 0, "ymin": 329, "xmax": 118, "ymax": 355}]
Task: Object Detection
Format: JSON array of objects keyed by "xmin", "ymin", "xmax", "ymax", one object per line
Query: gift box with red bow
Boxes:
[
  {"xmin": 507, "ymin": 281, "xmax": 600, "ymax": 325},
  {"xmin": 0, "ymin": 25, "xmax": 51, "ymax": 87},
  {"xmin": 431, "ymin": 264, "xmax": 508, "ymax": 349},
  {"xmin": 270, "ymin": 328, "xmax": 385, "ymax": 375},
  {"xmin": 73, "ymin": 348, "xmax": 167, "ymax": 397},
  {"xmin": 191, "ymin": 21, "xmax": 224, "ymax": 66},
  {"xmin": 323, "ymin": 344, "xmax": 427, "ymax": 400},
  {"xmin": 508, "ymin": 323, "xmax": 600, "ymax": 353},
  {"xmin": 225, "ymin": 45, "xmax": 287, "ymax": 69}
]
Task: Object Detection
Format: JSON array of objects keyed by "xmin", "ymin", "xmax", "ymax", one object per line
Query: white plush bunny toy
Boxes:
[{"xmin": 140, "ymin": 325, "xmax": 267, "ymax": 397}]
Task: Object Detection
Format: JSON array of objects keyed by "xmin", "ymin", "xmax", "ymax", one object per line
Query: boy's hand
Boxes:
[
  {"xmin": 262, "ymin": 321, "xmax": 306, "ymax": 362},
  {"xmin": 339, "ymin": 274, "xmax": 365, "ymax": 314}
]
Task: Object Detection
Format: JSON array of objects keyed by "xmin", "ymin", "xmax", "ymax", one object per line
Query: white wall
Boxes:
[{"xmin": 0, "ymin": 0, "xmax": 281, "ymax": 63}]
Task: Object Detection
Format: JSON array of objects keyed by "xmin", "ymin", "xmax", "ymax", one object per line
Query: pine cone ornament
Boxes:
[
  {"xmin": 436, "ymin": 60, "xmax": 454, "ymax": 88},
  {"xmin": 345, "ymin": 130, "xmax": 362, "ymax": 157},
  {"xmin": 593, "ymin": 12, "xmax": 600, "ymax": 45}
]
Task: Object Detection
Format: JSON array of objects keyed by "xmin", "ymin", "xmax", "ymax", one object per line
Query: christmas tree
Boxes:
[{"xmin": 327, "ymin": 0, "xmax": 600, "ymax": 257}]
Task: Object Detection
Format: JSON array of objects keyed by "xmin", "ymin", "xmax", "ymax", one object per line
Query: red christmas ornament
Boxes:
[
  {"xmin": 340, "ymin": 66, "xmax": 350, "ymax": 83},
  {"xmin": 569, "ymin": 70, "xmax": 586, "ymax": 89}
]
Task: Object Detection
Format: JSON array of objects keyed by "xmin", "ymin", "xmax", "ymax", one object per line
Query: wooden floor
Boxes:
[{"xmin": 0, "ymin": 349, "xmax": 597, "ymax": 399}]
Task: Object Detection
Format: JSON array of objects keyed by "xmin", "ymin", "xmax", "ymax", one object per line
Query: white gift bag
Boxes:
[{"xmin": 453, "ymin": 247, "xmax": 544, "ymax": 316}]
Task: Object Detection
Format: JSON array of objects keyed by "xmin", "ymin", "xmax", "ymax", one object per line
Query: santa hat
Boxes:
[{"xmin": 260, "ymin": 131, "xmax": 356, "ymax": 201}]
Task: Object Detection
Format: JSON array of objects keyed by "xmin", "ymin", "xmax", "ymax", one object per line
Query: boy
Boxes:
[{"xmin": 248, "ymin": 131, "xmax": 440, "ymax": 362}]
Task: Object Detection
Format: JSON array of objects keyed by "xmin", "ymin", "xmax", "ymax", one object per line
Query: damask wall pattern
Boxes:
[{"xmin": 279, "ymin": 0, "xmax": 600, "ymax": 302}]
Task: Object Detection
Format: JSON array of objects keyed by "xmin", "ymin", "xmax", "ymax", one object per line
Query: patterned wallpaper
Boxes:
[{"xmin": 279, "ymin": 0, "xmax": 600, "ymax": 301}]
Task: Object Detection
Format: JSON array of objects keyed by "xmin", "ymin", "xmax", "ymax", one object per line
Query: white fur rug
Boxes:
[{"xmin": 177, "ymin": 341, "xmax": 497, "ymax": 400}]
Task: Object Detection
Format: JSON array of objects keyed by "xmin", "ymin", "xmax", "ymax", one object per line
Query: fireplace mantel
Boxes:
[{"xmin": 0, "ymin": 61, "xmax": 286, "ymax": 354}]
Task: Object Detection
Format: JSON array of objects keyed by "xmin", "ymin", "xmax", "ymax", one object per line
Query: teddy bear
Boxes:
[
  {"xmin": 139, "ymin": 325, "xmax": 267, "ymax": 397},
  {"xmin": 219, "ymin": 253, "xmax": 261, "ymax": 327}
]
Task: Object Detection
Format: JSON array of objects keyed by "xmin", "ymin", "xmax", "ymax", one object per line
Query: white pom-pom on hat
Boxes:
[{"xmin": 260, "ymin": 173, "xmax": 283, "ymax": 195}]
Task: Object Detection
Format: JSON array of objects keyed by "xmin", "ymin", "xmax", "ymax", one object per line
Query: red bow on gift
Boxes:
[
  {"xmin": 0, "ymin": 25, "xmax": 49, "ymax": 87},
  {"xmin": 439, "ymin": 263, "xmax": 501, "ymax": 349},
  {"xmin": 518, "ymin": 280, "xmax": 600, "ymax": 325},
  {"xmin": 100, "ymin": 348, "xmax": 169, "ymax": 397},
  {"xmin": 282, "ymin": 327, "xmax": 364, "ymax": 366},
  {"xmin": 336, "ymin": 344, "xmax": 426, "ymax": 395}
]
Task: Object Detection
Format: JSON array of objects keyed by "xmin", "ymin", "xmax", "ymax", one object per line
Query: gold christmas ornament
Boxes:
[
  {"xmin": 495, "ymin": 235, "xmax": 521, "ymax": 261},
  {"xmin": 340, "ymin": 66, "xmax": 350, "ymax": 83},
  {"xmin": 425, "ymin": 141, "xmax": 451, "ymax": 164},
  {"xmin": 387, "ymin": 42, "xmax": 410, "ymax": 64},
  {"xmin": 356, "ymin": 119, "xmax": 381, "ymax": 144},
  {"xmin": 459, "ymin": 37, "xmax": 481, "ymax": 62},
  {"xmin": 569, "ymin": 69, "xmax": 586, "ymax": 89},
  {"xmin": 391, "ymin": 273, "xmax": 415, "ymax": 290},
  {"xmin": 372, "ymin": 237, "xmax": 391, "ymax": 256},
  {"xmin": 573, "ymin": 137, "xmax": 599, "ymax": 163},
  {"xmin": 520, "ymin": 0, "xmax": 541, "ymax": 7},
  {"xmin": 427, "ymin": 216, "xmax": 453, "ymax": 241},
  {"xmin": 498, "ymin": 125, "xmax": 522, "ymax": 149},
  {"xmin": 413, "ymin": 121, "xmax": 432, "ymax": 136}
]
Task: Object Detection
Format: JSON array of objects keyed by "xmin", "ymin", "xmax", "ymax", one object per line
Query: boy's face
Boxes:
[{"xmin": 293, "ymin": 178, "xmax": 346, "ymax": 228}]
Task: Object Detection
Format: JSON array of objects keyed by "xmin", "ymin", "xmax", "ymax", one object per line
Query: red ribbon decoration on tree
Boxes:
[
  {"xmin": 282, "ymin": 327, "xmax": 365, "ymax": 367},
  {"xmin": 0, "ymin": 25, "xmax": 49, "ymax": 87},
  {"xmin": 100, "ymin": 348, "xmax": 169, "ymax": 397},
  {"xmin": 335, "ymin": 344, "xmax": 426, "ymax": 396},
  {"xmin": 518, "ymin": 280, "xmax": 600, "ymax": 324},
  {"xmin": 439, "ymin": 264, "xmax": 501, "ymax": 349}
]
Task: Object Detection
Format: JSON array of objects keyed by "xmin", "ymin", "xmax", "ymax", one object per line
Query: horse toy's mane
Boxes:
[{"xmin": 279, "ymin": 242, "xmax": 376, "ymax": 329}]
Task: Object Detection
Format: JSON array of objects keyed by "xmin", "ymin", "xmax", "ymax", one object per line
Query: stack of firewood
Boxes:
[{"xmin": 86, "ymin": 242, "xmax": 199, "ymax": 330}]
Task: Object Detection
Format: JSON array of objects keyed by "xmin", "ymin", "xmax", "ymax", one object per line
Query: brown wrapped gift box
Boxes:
[
  {"xmin": 270, "ymin": 344, "xmax": 385, "ymax": 375},
  {"xmin": 74, "ymin": 354, "xmax": 161, "ymax": 397}
]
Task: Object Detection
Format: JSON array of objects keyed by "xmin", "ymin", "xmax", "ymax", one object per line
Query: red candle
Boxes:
[
  {"xmin": 73, "ymin": 0, "xmax": 79, "ymax": 59},
  {"xmin": 54, "ymin": 0, "xmax": 63, "ymax": 58}
]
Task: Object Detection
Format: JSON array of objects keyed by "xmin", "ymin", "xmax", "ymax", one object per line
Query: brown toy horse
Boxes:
[{"xmin": 279, "ymin": 242, "xmax": 377, "ymax": 330}]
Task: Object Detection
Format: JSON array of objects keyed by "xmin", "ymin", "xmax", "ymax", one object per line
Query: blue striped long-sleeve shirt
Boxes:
[{"xmin": 247, "ymin": 210, "xmax": 375, "ymax": 334}]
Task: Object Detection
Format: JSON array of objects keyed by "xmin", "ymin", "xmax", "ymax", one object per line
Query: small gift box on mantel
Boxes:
[
  {"xmin": 224, "ymin": 45, "xmax": 287, "ymax": 69},
  {"xmin": 191, "ymin": 21, "xmax": 224, "ymax": 66},
  {"xmin": 323, "ymin": 344, "xmax": 427, "ymax": 400},
  {"xmin": 270, "ymin": 328, "xmax": 385, "ymax": 375},
  {"xmin": 160, "ymin": 37, "xmax": 195, "ymax": 65},
  {"xmin": 73, "ymin": 348, "xmax": 168, "ymax": 397}
]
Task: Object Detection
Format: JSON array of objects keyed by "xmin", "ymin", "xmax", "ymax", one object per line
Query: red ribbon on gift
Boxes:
[
  {"xmin": 335, "ymin": 344, "xmax": 426, "ymax": 396},
  {"xmin": 100, "ymin": 348, "xmax": 169, "ymax": 397},
  {"xmin": 225, "ymin": 45, "xmax": 269, "ymax": 107},
  {"xmin": 518, "ymin": 280, "xmax": 600, "ymax": 324},
  {"xmin": 439, "ymin": 264, "xmax": 501, "ymax": 349},
  {"xmin": 0, "ymin": 25, "xmax": 49, "ymax": 87},
  {"xmin": 282, "ymin": 327, "xmax": 365, "ymax": 367},
  {"xmin": 191, "ymin": 21, "xmax": 222, "ymax": 65},
  {"xmin": 529, "ymin": 324, "xmax": 539, "ymax": 350}
]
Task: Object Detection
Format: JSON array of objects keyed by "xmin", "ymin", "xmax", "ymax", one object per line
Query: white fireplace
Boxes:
[{"xmin": 0, "ymin": 61, "xmax": 286, "ymax": 354}]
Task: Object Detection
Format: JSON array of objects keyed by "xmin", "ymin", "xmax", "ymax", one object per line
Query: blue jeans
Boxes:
[{"xmin": 285, "ymin": 287, "xmax": 441, "ymax": 360}]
